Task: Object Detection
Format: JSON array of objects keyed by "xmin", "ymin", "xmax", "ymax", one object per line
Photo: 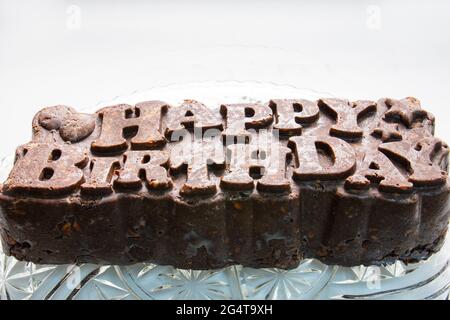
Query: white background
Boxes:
[{"xmin": 1, "ymin": 0, "xmax": 450, "ymax": 156}]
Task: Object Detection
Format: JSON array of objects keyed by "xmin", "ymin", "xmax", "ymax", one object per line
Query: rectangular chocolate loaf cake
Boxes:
[{"xmin": 0, "ymin": 97, "xmax": 449, "ymax": 269}]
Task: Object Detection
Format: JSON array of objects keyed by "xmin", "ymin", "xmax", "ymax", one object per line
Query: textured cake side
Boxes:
[{"xmin": 1, "ymin": 183, "xmax": 448, "ymax": 268}]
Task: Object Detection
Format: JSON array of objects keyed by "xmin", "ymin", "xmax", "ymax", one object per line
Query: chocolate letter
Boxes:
[
  {"xmin": 269, "ymin": 99, "xmax": 319, "ymax": 136},
  {"xmin": 81, "ymin": 157, "xmax": 121, "ymax": 195},
  {"xmin": 220, "ymin": 103, "xmax": 273, "ymax": 142},
  {"xmin": 165, "ymin": 100, "xmax": 223, "ymax": 137},
  {"xmin": 4, "ymin": 143, "xmax": 88, "ymax": 195},
  {"xmin": 221, "ymin": 143, "xmax": 291, "ymax": 192},
  {"xmin": 257, "ymin": 145, "xmax": 292, "ymax": 192},
  {"xmin": 379, "ymin": 137, "xmax": 447, "ymax": 187},
  {"xmin": 170, "ymin": 135, "xmax": 225, "ymax": 196},
  {"xmin": 319, "ymin": 99, "xmax": 377, "ymax": 139},
  {"xmin": 115, "ymin": 150, "xmax": 172, "ymax": 190},
  {"xmin": 221, "ymin": 144, "xmax": 264, "ymax": 190},
  {"xmin": 288, "ymin": 135, "xmax": 356, "ymax": 180},
  {"xmin": 345, "ymin": 151, "xmax": 413, "ymax": 193},
  {"xmin": 92, "ymin": 101, "xmax": 168, "ymax": 153}
]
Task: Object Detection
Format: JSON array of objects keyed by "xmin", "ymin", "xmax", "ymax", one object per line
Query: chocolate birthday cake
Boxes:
[{"xmin": 0, "ymin": 97, "xmax": 449, "ymax": 269}]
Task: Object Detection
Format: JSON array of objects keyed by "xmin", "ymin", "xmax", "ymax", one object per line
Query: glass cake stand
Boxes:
[{"xmin": 0, "ymin": 81, "xmax": 449, "ymax": 300}]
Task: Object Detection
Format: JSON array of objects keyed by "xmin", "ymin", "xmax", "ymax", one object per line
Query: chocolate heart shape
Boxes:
[
  {"xmin": 59, "ymin": 113, "xmax": 96, "ymax": 143},
  {"xmin": 38, "ymin": 106, "xmax": 76, "ymax": 131}
]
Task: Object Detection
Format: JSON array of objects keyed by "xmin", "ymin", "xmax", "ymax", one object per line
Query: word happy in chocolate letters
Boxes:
[{"xmin": 3, "ymin": 97, "xmax": 448, "ymax": 197}]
